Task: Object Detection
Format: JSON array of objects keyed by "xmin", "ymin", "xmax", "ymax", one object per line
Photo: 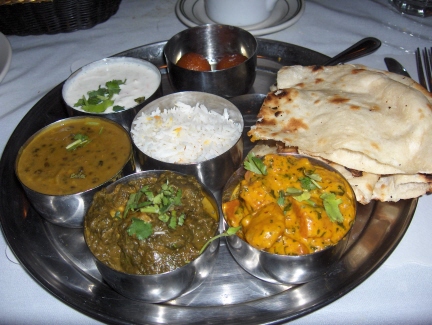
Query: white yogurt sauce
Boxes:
[{"xmin": 63, "ymin": 57, "xmax": 160, "ymax": 114}]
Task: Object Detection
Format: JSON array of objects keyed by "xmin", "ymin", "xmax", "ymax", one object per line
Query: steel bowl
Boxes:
[
  {"xmin": 222, "ymin": 154, "xmax": 357, "ymax": 284},
  {"xmin": 15, "ymin": 116, "xmax": 135, "ymax": 228},
  {"xmin": 84, "ymin": 170, "xmax": 221, "ymax": 303},
  {"xmin": 62, "ymin": 57, "xmax": 163, "ymax": 131},
  {"xmin": 130, "ymin": 91, "xmax": 244, "ymax": 194},
  {"xmin": 164, "ymin": 24, "xmax": 257, "ymax": 98}
]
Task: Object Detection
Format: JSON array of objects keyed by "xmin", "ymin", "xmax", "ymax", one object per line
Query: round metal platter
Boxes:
[{"xmin": 0, "ymin": 39, "xmax": 417, "ymax": 324}]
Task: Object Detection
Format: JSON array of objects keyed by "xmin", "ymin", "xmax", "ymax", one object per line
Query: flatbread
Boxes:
[
  {"xmin": 325, "ymin": 160, "xmax": 431, "ymax": 204},
  {"xmin": 248, "ymin": 64, "xmax": 432, "ymax": 203},
  {"xmin": 250, "ymin": 143, "xmax": 432, "ymax": 204}
]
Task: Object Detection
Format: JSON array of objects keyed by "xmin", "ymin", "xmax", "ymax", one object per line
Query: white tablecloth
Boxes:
[{"xmin": 1, "ymin": 0, "xmax": 431, "ymax": 324}]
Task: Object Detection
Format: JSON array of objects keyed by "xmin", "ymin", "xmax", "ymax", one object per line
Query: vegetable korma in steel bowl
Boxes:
[
  {"xmin": 84, "ymin": 171, "xmax": 219, "ymax": 275},
  {"xmin": 223, "ymin": 154, "xmax": 356, "ymax": 255},
  {"xmin": 16, "ymin": 116, "xmax": 132, "ymax": 196}
]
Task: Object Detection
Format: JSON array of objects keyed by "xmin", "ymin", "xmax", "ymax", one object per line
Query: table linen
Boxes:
[{"xmin": 1, "ymin": 0, "xmax": 431, "ymax": 324}]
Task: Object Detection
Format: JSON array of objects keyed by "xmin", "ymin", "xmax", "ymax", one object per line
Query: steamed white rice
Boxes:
[{"xmin": 131, "ymin": 102, "xmax": 242, "ymax": 164}]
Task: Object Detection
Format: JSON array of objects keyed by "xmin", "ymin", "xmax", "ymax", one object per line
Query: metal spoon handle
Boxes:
[{"xmin": 323, "ymin": 37, "xmax": 381, "ymax": 66}]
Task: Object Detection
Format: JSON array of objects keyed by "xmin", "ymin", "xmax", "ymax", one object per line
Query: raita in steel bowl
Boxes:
[{"xmin": 62, "ymin": 56, "xmax": 163, "ymax": 131}]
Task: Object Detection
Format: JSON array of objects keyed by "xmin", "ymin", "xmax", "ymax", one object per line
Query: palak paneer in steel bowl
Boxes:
[
  {"xmin": 222, "ymin": 153, "xmax": 357, "ymax": 284},
  {"xmin": 83, "ymin": 170, "xmax": 220, "ymax": 302}
]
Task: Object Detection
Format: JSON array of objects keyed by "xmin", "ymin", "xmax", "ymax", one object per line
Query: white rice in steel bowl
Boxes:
[{"xmin": 131, "ymin": 101, "xmax": 242, "ymax": 164}]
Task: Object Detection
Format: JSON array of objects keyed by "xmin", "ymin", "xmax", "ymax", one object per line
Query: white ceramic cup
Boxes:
[{"xmin": 205, "ymin": 0, "xmax": 278, "ymax": 27}]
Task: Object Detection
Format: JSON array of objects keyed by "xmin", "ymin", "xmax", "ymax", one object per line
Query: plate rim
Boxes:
[{"xmin": 0, "ymin": 38, "xmax": 418, "ymax": 325}]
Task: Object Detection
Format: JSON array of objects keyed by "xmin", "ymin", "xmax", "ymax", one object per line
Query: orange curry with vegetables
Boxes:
[{"xmin": 223, "ymin": 154, "xmax": 356, "ymax": 256}]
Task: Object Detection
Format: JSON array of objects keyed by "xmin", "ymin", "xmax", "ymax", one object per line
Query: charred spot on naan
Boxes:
[
  {"xmin": 370, "ymin": 142, "xmax": 380, "ymax": 150},
  {"xmin": 311, "ymin": 65, "xmax": 325, "ymax": 72},
  {"xmin": 284, "ymin": 117, "xmax": 308, "ymax": 133},
  {"xmin": 328, "ymin": 95, "xmax": 350, "ymax": 105},
  {"xmin": 350, "ymin": 68, "xmax": 367, "ymax": 74}
]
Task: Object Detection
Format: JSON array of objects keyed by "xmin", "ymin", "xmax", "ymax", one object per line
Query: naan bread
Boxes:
[
  {"xmin": 250, "ymin": 143, "xmax": 432, "ymax": 204},
  {"xmin": 248, "ymin": 64, "xmax": 432, "ymax": 203}
]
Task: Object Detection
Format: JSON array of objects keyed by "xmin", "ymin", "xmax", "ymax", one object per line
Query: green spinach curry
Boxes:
[{"xmin": 84, "ymin": 171, "xmax": 219, "ymax": 275}]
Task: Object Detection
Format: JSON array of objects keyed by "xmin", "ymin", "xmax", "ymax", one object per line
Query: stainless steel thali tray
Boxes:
[{"xmin": 0, "ymin": 39, "xmax": 417, "ymax": 324}]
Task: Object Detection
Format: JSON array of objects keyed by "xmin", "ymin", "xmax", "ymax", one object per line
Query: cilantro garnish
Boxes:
[
  {"xmin": 277, "ymin": 190, "xmax": 285, "ymax": 206},
  {"xmin": 134, "ymin": 96, "xmax": 146, "ymax": 104},
  {"xmin": 122, "ymin": 181, "xmax": 184, "ymax": 240},
  {"xmin": 113, "ymin": 105, "xmax": 125, "ymax": 112},
  {"xmin": 127, "ymin": 217, "xmax": 153, "ymax": 240},
  {"xmin": 285, "ymin": 187, "xmax": 303, "ymax": 195},
  {"xmin": 66, "ymin": 133, "xmax": 90, "ymax": 151},
  {"xmin": 199, "ymin": 226, "xmax": 241, "ymax": 255},
  {"xmin": 300, "ymin": 170, "xmax": 322, "ymax": 191},
  {"xmin": 320, "ymin": 193, "xmax": 343, "ymax": 223},
  {"xmin": 73, "ymin": 79, "xmax": 126, "ymax": 113},
  {"xmin": 244, "ymin": 152, "xmax": 267, "ymax": 175},
  {"xmin": 70, "ymin": 168, "xmax": 86, "ymax": 179},
  {"xmin": 293, "ymin": 190, "xmax": 311, "ymax": 202}
]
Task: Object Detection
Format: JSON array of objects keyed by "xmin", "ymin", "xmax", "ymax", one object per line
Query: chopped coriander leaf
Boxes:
[
  {"xmin": 136, "ymin": 201, "xmax": 153, "ymax": 209},
  {"xmin": 305, "ymin": 170, "xmax": 322, "ymax": 182},
  {"xmin": 277, "ymin": 190, "xmax": 285, "ymax": 206},
  {"xmin": 124, "ymin": 192, "xmax": 140, "ymax": 218},
  {"xmin": 293, "ymin": 190, "xmax": 311, "ymax": 202},
  {"xmin": 73, "ymin": 79, "xmax": 126, "ymax": 113},
  {"xmin": 127, "ymin": 217, "xmax": 153, "ymax": 240},
  {"xmin": 168, "ymin": 215, "xmax": 177, "ymax": 229},
  {"xmin": 70, "ymin": 168, "xmax": 86, "ymax": 179},
  {"xmin": 113, "ymin": 105, "xmax": 125, "ymax": 112},
  {"xmin": 285, "ymin": 187, "xmax": 303, "ymax": 195},
  {"xmin": 199, "ymin": 226, "xmax": 242, "ymax": 255},
  {"xmin": 123, "ymin": 181, "xmax": 185, "ymax": 233},
  {"xmin": 140, "ymin": 205, "xmax": 160, "ymax": 214},
  {"xmin": 134, "ymin": 96, "xmax": 146, "ymax": 104},
  {"xmin": 244, "ymin": 152, "xmax": 267, "ymax": 175},
  {"xmin": 174, "ymin": 189, "xmax": 182, "ymax": 205},
  {"xmin": 178, "ymin": 213, "xmax": 185, "ymax": 226},
  {"xmin": 106, "ymin": 79, "xmax": 126, "ymax": 95},
  {"xmin": 299, "ymin": 176, "xmax": 317, "ymax": 191},
  {"xmin": 158, "ymin": 214, "xmax": 170, "ymax": 222},
  {"xmin": 66, "ymin": 133, "xmax": 90, "ymax": 151},
  {"xmin": 321, "ymin": 192, "xmax": 344, "ymax": 223}
]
